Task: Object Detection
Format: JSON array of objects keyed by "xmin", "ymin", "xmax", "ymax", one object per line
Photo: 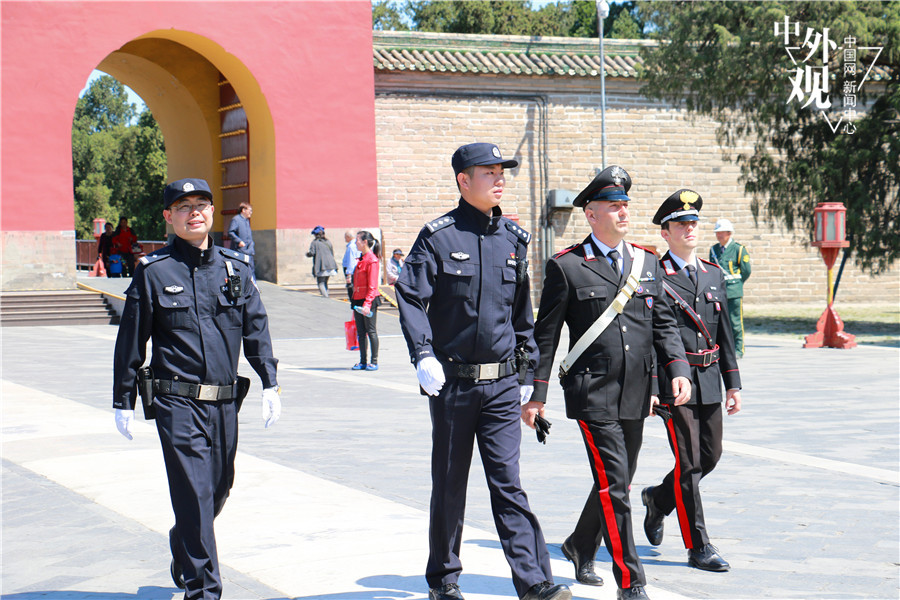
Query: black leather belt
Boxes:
[
  {"xmin": 686, "ymin": 347, "xmax": 720, "ymax": 367},
  {"xmin": 449, "ymin": 358, "xmax": 516, "ymax": 382},
  {"xmin": 155, "ymin": 379, "xmax": 240, "ymax": 401}
]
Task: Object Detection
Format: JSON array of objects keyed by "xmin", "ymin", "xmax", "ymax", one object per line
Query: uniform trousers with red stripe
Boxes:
[
  {"xmin": 651, "ymin": 402, "xmax": 723, "ymax": 549},
  {"xmin": 571, "ymin": 418, "xmax": 646, "ymax": 590}
]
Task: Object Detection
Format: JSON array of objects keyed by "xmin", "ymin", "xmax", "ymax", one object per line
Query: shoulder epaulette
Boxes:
[
  {"xmin": 552, "ymin": 243, "xmax": 580, "ymax": 259},
  {"xmin": 219, "ymin": 247, "xmax": 250, "ymax": 264},
  {"xmin": 628, "ymin": 242, "xmax": 656, "ymax": 255},
  {"xmin": 504, "ymin": 220, "xmax": 531, "ymax": 244},
  {"xmin": 699, "ymin": 257, "xmax": 721, "ymax": 270},
  {"xmin": 138, "ymin": 247, "xmax": 172, "ymax": 267},
  {"xmin": 424, "ymin": 215, "xmax": 455, "ymax": 234}
]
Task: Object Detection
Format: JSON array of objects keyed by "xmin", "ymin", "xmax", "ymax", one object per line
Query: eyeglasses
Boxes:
[{"xmin": 171, "ymin": 201, "xmax": 212, "ymax": 214}]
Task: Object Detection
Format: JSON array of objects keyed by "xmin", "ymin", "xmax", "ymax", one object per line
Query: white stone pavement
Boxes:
[{"xmin": 1, "ymin": 379, "xmax": 689, "ymax": 600}]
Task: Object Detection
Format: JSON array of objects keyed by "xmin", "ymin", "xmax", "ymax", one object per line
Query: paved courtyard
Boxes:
[{"xmin": 2, "ymin": 280, "xmax": 897, "ymax": 599}]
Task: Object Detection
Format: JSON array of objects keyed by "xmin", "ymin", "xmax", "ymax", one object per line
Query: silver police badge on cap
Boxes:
[
  {"xmin": 611, "ymin": 166, "xmax": 625, "ymax": 186},
  {"xmin": 492, "ymin": 146, "xmax": 501, "ymax": 158},
  {"xmin": 182, "ymin": 182, "xmax": 195, "ymax": 192}
]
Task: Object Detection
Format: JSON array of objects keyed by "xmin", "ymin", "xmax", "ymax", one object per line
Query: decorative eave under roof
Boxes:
[{"xmin": 373, "ymin": 30, "xmax": 650, "ymax": 78}]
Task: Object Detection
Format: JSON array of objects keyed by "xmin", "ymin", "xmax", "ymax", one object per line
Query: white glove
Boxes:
[
  {"xmin": 416, "ymin": 356, "xmax": 446, "ymax": 397},
  {"xmin": 519, "ymin": 385, "xmax": 534, "ymax": 405},
  {"xmin": 262, "ymin": 387, "xmax": 281, "ymax": 428},
  {"xmin": 115, "ymin": 409, "xmax": 134, "ymax": 440},
  {"xmin": 263, "ymin": 387, "xmax": 281, "ymax": 429}
]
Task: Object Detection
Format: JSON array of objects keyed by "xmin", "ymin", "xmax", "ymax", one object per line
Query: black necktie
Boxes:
[
  {"xmin": 607, "ymin": 249, "xmax": 621, "ymax": 274},
  {"xmin": 686, "ymin": 264, "xmax": 697, "ymax": 286}
]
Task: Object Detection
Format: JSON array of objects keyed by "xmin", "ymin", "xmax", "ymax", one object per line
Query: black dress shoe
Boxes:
[
  {"xmin": 616, "ymin": 585, "xmax": 650, "ymax": 599},
  {"xmin": 429, "ymin": 583, "xmax": 464, "ymax": 600},
  {"xmin": 170, "ymin": 558, "xmax": 186, "ymax": 589},
  {"xmin": 520, "ymin": 581, "xmax": 572, "ymax": 600},
  {"xmin": 641, "ymin": 486, "xmax": 665, "ymax": 546},
  {"xmin": 561, "ymin": 537, "xmax": 603, "ymax": 586},
  {"xmin": 688, "ymin": 543, "xmax": 730, "ymax": 572}
]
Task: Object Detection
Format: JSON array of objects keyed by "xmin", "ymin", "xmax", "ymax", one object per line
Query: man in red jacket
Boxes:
[{"xmin": 112, "ymin": 217, "xmax": 139, "ymax": 277}]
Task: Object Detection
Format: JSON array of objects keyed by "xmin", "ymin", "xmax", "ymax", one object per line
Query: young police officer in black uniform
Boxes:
[
  {"xmin": 113, "ymin": 178, "xmax": 281, "ymax": 600},
  {"xmin": 641, "ymin": 190, "xmax": 742, "ymax": 573},
  {"xmin": 395, "ymin": 143, "xmax": 571, "ymax": 600},
  {"xmin": 525, "ymin": 166, "xmax": 691, "ymax": 600}
]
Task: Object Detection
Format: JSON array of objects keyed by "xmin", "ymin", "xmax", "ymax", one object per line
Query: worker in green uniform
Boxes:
[{"xmin": 709, "ymin": 219, "xmax": 751, "ymax": 357}]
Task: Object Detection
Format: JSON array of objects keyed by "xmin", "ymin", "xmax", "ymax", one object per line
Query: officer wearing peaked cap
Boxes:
[
  {"xmin": 709, "ymin": 218, "xmax": 751, "ymax": 357},
  {"xmin": 112, "ymin": 177, "xmax": 281, "ymax": 600},
  {"xmin": 395, "ymin": 143, "xmax": 571, "ymax": 600},
  {"xmin": 641, "ymin": 190, "xmax": 742, "ymax": 574},
  {"xmin": 528, "ymin": 166, "xmax": 691, "ymax": 600}
]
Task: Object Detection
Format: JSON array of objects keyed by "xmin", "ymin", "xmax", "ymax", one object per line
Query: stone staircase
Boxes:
[{"xmin": 0, "ymin": 290, "xmax": 119, "ymax": 327}]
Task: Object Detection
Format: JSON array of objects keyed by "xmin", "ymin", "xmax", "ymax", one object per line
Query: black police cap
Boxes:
[
  {"xmin": 652, "ymin": 189, "xmax": 703, "ymax": 225},
  {"xmin": 163, "ymin": 178, "xmax": 213, "ymax": 209},
  {"xmin": 452, "ymin": 143, "xmax": 518, "ymax": 175},
  {"xmin": 572, "ymin": 165, "xmax": 632, "ymax": 207}
]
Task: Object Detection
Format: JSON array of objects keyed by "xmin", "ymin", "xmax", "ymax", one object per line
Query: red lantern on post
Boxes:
[
  {"xmin": 803, "ymin": 202, "xmax": 856, "ymax": 349},
  {"xmin": 92, "ymin": 218, "xmax": 106, "ymax": 240}
]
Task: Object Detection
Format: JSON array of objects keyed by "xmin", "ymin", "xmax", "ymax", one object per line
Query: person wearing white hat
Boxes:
[{"xmin": 709, "ymin": 219, "xmax": 751, "ymax": 357}]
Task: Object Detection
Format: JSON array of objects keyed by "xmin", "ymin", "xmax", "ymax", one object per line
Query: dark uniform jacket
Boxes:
[
  {"xmin": 395, "ymin": 199, "xmax": 536, "ymax": 383},
  {"xmin": 227, "ymin": 213, "xmax": 255, "ymax": 256},
  {"xmin": 113, "ymin": 236, "xmax": 278, "ymax": 411},
  {"xmin": 533, "ymin": 237, "xmax": 689, "ymax": 421},
  {"xmin": 656, "ymin": 252, "xmax": 741, "ymax": 405}
]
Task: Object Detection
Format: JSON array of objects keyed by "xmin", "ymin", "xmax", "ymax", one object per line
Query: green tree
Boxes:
[
  {"xmin": 373, "ymin": 1, "xmax": 647, "ymax": 39},
  {"xmin": 373, "ymin": 1, "xmax": 409, "ymax": 31},
  {"xmin": 609, "ymin": 7, "xmax": 641, "ymax": 39},
  {"xmin": 72, "ymin": 75, "xmax": 167, "ymax": 240},
  {"xmin": 639, "ymin": 1, "xmax": 899, "ymax": 275}
]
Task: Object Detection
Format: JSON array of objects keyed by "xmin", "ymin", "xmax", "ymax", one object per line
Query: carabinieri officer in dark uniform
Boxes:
[
  {"xmin": 395, "ymin": 143, "xmax": 571, "ymax": 600},
  {"xmin": 640, "ymin": 190, "xmax": 742, "ymax": 573},
  {"xmin": 112, "ymin": 178, "xmax": 281, "ymax": 600},
  {"xmin": 526, "ymin": 166, "xmax": 691, "ymax": 600}
]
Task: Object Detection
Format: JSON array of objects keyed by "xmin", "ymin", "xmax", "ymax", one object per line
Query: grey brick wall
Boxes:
[{"xmin": 374, "ymin": 73, "xmax": 898, "ymax": 305}]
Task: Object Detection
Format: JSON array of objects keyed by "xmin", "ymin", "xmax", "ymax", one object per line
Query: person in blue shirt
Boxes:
[
  {"xmin": 342, "ymin": 229, "xmax": 361, "ymax": 299},
  {"xmin": 395, "ymin": 143, "xmax": 571, "ymax": 600},
  {"xmin": 227, "ymin": 202, "xmax": 255, "ymax": 275}
]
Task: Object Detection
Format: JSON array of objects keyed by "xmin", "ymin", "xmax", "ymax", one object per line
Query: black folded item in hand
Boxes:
[
  {"xmin": 653, "ymin": 405, "xmax": 672, "ymax": 422},
  {"xmin": 534, "ymin": 414, "xmax": 552, "ymax": 444}
]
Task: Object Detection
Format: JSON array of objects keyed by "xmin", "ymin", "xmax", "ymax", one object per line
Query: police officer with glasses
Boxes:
[{"xmin": 112, "ymin": 178, "xmax": 281, "ymax": 600}]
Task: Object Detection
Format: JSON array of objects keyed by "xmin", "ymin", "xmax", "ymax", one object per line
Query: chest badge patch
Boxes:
[
  {"xmin": 506, "ymin": 258, "xmax": 517, "ymax": 267},
  {"xmin": 646, "ymin": 297, "xmax": 653, "ymax": 309},
  {"xmin": 164, "ymin": 285, "xmax": 184, "ymax": 294},
  {"xmin": 450, "ymin": 252, "xmax": 470, "ymax": 261}
]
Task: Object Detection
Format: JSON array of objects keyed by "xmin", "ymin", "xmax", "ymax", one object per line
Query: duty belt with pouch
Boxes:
[
  {"xmin": 136, "ymin": 367, "xmax": 251, "ymax": 420},
  {"xmin": 449, "ymin": 357, "xmax": 516, "ymax": 382},
  {"xmin": 558, "ymin": 248, "xmax": 646, "ymax": 380},
  {"xmin": 662, "ymin": 281, "xmax": 720, "ymax": 367}
]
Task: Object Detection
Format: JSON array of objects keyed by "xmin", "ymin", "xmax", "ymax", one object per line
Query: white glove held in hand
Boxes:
[
  {"xmin": 115, "ymin": 409, "xmax": 134, "ymax": 440},
  {"xmin": 416, "ymin": 356, "xmax": 446, "ymax": 397},
  {"xmin": 519, "ymin": 385, "xmax": 534, "ymax": 405},
  {"xmin": 262, "ymin": 387, "xmax": 281, "ymax": 428}
]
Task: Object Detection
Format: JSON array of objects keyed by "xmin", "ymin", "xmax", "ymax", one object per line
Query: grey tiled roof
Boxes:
[
  {"xmin": 373, "ymin": 31, "xmax": 892, "ymax": 82},
  {"xmin": 373, "ymin": 31, "xmax": 648, "ymax": 78}
]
